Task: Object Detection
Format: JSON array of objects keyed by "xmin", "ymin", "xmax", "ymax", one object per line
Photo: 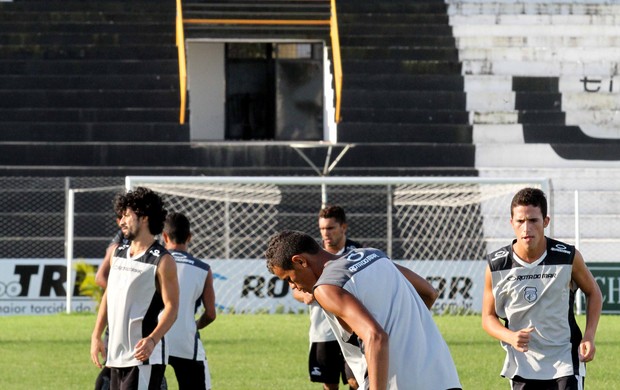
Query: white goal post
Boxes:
[{"xmin": 119, "ymin": 175, "xmax": 551, "ymax": 314}]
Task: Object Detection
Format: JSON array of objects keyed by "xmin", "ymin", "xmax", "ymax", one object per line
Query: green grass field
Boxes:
[{"xmin": 0, "ymin": 314, "xmax": 617, "ymax": 389}]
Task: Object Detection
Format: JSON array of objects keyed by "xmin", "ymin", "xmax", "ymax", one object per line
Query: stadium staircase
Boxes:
[
  {"xmin": 0, "ymin": 0, "xmax": 479, "ymax": 177},
  {"xmin": 1, "ymin": 0, "xmax": 619, "ymax": 258},
  {"xmin": 329, "ymin": 0, "xmax": 477, "ymax": 175},
  {"xmin": 448, "ymin": 0, "xmax": 620, "ymax": 261}
]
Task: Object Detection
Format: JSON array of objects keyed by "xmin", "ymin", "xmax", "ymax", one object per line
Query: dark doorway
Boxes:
[{"xmin": 225, "ymin": 42, "xmax": 323, "ymax": 141}]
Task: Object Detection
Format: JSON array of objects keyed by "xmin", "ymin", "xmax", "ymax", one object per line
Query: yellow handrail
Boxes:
[
  {"xmin": 330, "ymin": 0, "xmax": 342, "ymax": 123},
  {"xmin": 176, "ymin": 1, "xmax": 343, "ymax": 125},
  {"xmin": 176, "ymin": 0, "xmax": 187, "ymax": 124}
]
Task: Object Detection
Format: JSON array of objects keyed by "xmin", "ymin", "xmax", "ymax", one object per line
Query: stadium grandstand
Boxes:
[{"xmin": 0, "ymin": 0, "xmax": 619, "ymax": 314}]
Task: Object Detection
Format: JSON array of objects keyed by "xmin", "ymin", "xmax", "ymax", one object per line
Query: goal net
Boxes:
[{"xmin": 125, "ymin": 176, "xmax": 551, "ymax": 314}]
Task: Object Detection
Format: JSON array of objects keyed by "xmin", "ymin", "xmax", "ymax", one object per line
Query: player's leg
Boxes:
[
  {"xmin": 169, "ymin": 355, "xmax": 210, "ymax": 390},
  {"xmin": 95, "ymin": 366, "xmax": 111, "ymax": 390},
  {"xmin": 309, "ymin": 341, "xmax": 342, "ymax": 390},
  {"xmin": 110, "ymin": 365, "xmax": 165, "ymax": 390},
  {"xmin": 343, "ymin": 360, "xmax": 358, "ymax": 390}
]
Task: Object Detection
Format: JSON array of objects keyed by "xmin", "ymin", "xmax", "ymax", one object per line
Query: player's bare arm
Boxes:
[
  {"xmin": 197, "ymin": 270, "xmax": 217, "ymax": 329},
  {"xmin": 134, "ymin": 253, "xmax": 179, "ymax": 361},
  {"xmin": 571, "ymin": 250, "xmax": 602, "ymax": 362},
  {"xmin": 292, "ymin": 288, "xmax": 315, "ymax": 304},
  {"xmin": 94, "ymin": 243, "xmax": 117, "ymax": 289},
  {"xmin": 394, "ymin": 263, "xmax": 438, "ymax": 309},
  {"xmin": 90, "ymin": 289, "xmax": 109, "ymax": 368},
  {"xmin": 314, "ymin": 284, "xmax": 389, "ymax": 390},
  {"xmin": 481, "ymin": 266, "xmax": 533, "ymax": 352}
]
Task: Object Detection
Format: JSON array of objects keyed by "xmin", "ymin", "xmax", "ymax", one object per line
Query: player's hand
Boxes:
[
  {"xmin": 301, "ymin": 291, "xmax": 315, "ymax": 304},
  {"xmin": 579, "ymin": 339, "xmax": 596, "ymax": 362},
  {"xmin": 90, "ymin": 337, "xmax": 105, "ymax": 368},
  {"xmin": 512, "ymin": 327, "xmax": 535, "ymax": 352},
  {"xmin": 134, "ymin": 336, "xmax": 156, "ymax": 361}
]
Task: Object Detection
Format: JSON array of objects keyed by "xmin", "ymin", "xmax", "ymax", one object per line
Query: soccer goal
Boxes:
[{"xmin": 123, "ymin": 175, "xmax": 551, "ymax": 314}]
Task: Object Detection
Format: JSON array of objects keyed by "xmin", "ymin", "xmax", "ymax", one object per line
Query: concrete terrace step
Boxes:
[
  {"xmin": 340, "ymin": 35, "xmax": 456, "ymax": 48},
  {"xmin": 183, "ymin": 25, "xmax": 329, "ymax": 40},
  {"xmin": 0, "ymin": 142, "xmax": 476, "ymax": 171},
  {"xmin": 0, "ymin": 32, "xmax": 176, "ymax": 46},
  {"xmin": 345, "ymin": 74, "xmax": 464, "ymax": 91},
  {"xmin": 472, "ymin": 124, "xmax": 620, "ymax": 144},
  {"xmin": 452, "ymin": 24, "xmax": 620, "ymax": 37},
  {"xmin": 472, "ymin": 111, "xmax": 565, "ymax": 125},
  {"xmin": 0, "ymin": 59, "xmax": 179, "ymax": 75},
  {"xmin": 457, "ymin": 47, "xmax": 620, "ymax": 62},
  {"xmin": 475, "ymin": 143, "xmax": 620, "ymax": 168},
  {"xmin": 461, "ymin": 60, "xmax": 619, "ymax": 77},
  {"xmin": 343, "ymin": 60, "xmax": 462, "ymax": 75},
  {"xmin": 183, "ymin": 1, "xmax": 329, "ymax": 14},
  {"xmin": 183, "ymin": 11, "xmax": 329, "ymax": 21},
  {"xmin": 341, "ymin": 47, "xmax": 458, "ymax": 61},
  {"xmin": 0, "ymin": 45, "xmax": 176, "ymax": 61},
  {"xmin": 472, "ymin": 110, "xmax": 620, "ymax": 126},
  {"xmin": 0, "ymin": 122, "xmax": 189, "ymax": 142},
  {"xmin": 0, "ymin": 165, "xmax": 480, "ymax": 179},
  {"xmin": 0, "ymin": 75, "xmax": 178, "ymax": 90},
  {"xmin": 0, "ymin": 108, "xmax": 182, "ymax": 123},
  {"xmin": 0, "ymin": 22, "xmax": 175, "ymax": 34},
  {"xmin": 339, "ymin": 24, "xmax": 453, "ymax": 37},
  {"xmin": 339, "ymin": 13, "xmax": 449, "ymax": 25},
  {"xmin": 446, "ymin": 2, "xmax": 620, "ymax": 16},
  {"xmin": 342, "ymin": 108, "xmax": 469, "ymax": 124},
  {"xmin": 463, "ymin": 74, "xmax": 618, "ymax": 93},
  {"xmin": 0, "ymin": 1, "xmax": 174, "ymax": 13},
  {"xmin": 0, "ymin": 90, "xmax": 180, "ymax": 109},
  {"xmin": 455, "ymin": 36, "xmax": 620, "ymax": 49},
  {"xmin": 342, "ymin": 90, "xmax": 466, "ymax": 110},
  {"xmin": 466, "ymin": 92, "xmax": 620, "ymax": 111},
  {"xmin": 337, "ymin": 123, "xmax": 472, "ymax": 143},
  {"xmin": 0, "ymin": 11, "xmax": 173, "ymax": 23},
  {"xmin": 449, "ymin": 14, "xmax": 620, "ymax": 26},
  {"xmin": 337, "ymin": 2, "xmax": 448, "ymax": 14}
]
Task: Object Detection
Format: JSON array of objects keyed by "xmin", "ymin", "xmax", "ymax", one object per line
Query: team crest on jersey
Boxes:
[
  {"xmin": 346, "ymin": 251, "xmax": 364, "ymax": 262},
  {"xmin": 491, "ymin": 249, "xmax": 509, "ymax": 261},
  {"xmin": 551, "ymin": 243, "xmax": 571, "ymax": 255},
  {"xmin": 523, "ymin": 286, "xmax": 538, "ymax": 303}
]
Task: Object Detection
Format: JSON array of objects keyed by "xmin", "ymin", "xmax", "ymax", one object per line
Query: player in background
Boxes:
[
  {"xmin": 482, "ymin": 187, "xmax": 602, "ymax": 390},
  {"xmin": 95, "ymin": 214, "xmax": 124, "ymax": 290},
  {"xmin": 91, "ymin": 187, "xmax": 179, "ymax": 390},
  {"xmin": 293, "ymin": 205, "xmax": 362, "ymax": 389},
  {"xmin": 162, "ymin": 212, "xmax": 216, "ymax": 390},
  {"xmin": 267, "ymin": 230, "xmax": 458, "ymax": 390}
]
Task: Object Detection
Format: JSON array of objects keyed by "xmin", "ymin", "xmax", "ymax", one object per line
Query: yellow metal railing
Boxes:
[
  {"xmin": 329, "ymin": 0, "xmax": 342, "ymax": 123},
  {"xmin": 175, "ymin": 1, "xmax": 343, "ymax": 124},
  {"xmin": 176, "ymin": 0, "xmax": 187, "ymax": 124}
]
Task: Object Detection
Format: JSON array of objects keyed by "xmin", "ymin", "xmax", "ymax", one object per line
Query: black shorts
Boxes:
[
  {"xmin": 168, "ymin": 355, "xmax": 211, "ymax": 390},
  {"xmin": 511, "ymin": 374, "xmax": 583, "ymax": 390},
  {"xmin": 109, "ymin": 365, "xmax": 166, "ymax": 390},
  {"xmin": 308, "ymin": 340, "xmax": 354, "ymax": 385}
]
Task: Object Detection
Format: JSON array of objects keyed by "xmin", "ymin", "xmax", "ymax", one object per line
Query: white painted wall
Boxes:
[{"xmin": 186, "ymin": 41, "xmax": 226, "ymax": 141}]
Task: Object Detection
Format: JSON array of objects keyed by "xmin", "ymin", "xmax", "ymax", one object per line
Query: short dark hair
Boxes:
[
  {"xmin": 318, "ymin": 205, "xmax": 347, "ymax": 224},
  {"xmin": 511, "ymin": 187, "xmax": 548, "ymax": 218},
  {"xmin": 113, "ymin": 187, "xmax": 168, "ymax": 235},
  {"xmin": 265, "ymin": 230, "xmax": 320, "ymax": 274},
  {"xmin": 164, "ymin": 212, "xmax": 191, "ymax": 244}
]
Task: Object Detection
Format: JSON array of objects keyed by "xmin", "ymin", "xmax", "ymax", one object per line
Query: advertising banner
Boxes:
[
  {"xmin": 2, "ymin": 258, "xmax": 614, "ymax": 316},
  {"xmin": 585, "ymin": 262, "xmax": 620, "ymax": 314},
  {"xmin": 0, "ymin": 259, "xmax": 99, "ymax": 315}
]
